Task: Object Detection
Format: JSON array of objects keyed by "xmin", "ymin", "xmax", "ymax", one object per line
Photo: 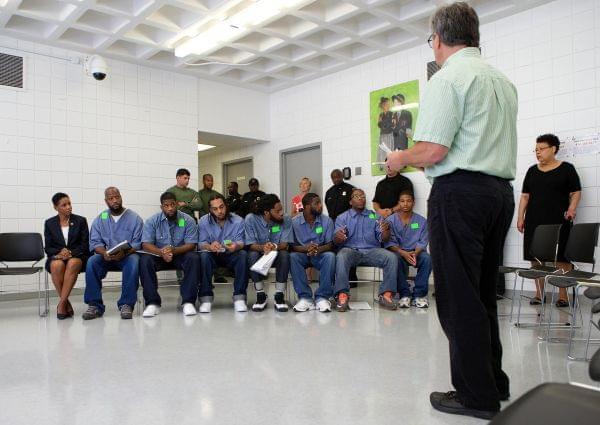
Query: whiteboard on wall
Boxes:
[{"xmin": 557, "ymin": 133, "xmax": 600, "ymax": 158}]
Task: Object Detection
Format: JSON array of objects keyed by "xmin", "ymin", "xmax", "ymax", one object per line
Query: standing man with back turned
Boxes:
[{"xmin": 386, "ymin": 2, "xmax": 517, "ymax": 420}]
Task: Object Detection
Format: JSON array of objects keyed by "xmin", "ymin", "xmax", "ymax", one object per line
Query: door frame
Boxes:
[
  {"xmin": 279, "ymin": 142, "xmax": 322, "ymax": 212},
  {"xmin": 222, "ymin": 157, "xmax": 254, "ymax": 195}
]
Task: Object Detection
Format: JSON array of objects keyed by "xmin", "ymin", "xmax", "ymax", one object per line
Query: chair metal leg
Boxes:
[
  {"xmin": 38, "ymin": 271, "xmax": 49, "ymax": 317},
  {"xmin": 508, "ymin": 272, "xmax": 518, "ymax": 320},
  {"xmin": 38, "ymin": 271, "xmax": 42, "ymax": 317},
  {"xmin": 515, "ymin": 277, "xmax": 540, "ymax": 327},
  {"xmin": 515, "ymin": 276, "xmax": 524, "ymax": 326},
  {"xmin": 44, "ymin": 272, "xmax": 49, "ymax": 316}
]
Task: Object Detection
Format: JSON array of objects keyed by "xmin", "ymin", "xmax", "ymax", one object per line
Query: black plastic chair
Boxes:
[
  {"xmin": 514, "ymin": 224, "xmax": 563, "ymax": 327},
  {"xmin": 0, "ymin": 233, "xmax": 49, "ymax": 316},
  {"xmin": 542, "ymin": 223, "xmax": 600, "ymax": 359},
  {"xmin": 489, "ymin": 382, "xmax": 600, "ymax": 424},
  {"xmin": 489, "ymin": 347, "xmax": 600, "ymax": 425}
]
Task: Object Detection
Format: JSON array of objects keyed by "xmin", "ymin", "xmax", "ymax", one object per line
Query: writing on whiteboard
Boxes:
[{"xmin": 557, "ymin": 133, "xmax": 600, "ymax": 158}]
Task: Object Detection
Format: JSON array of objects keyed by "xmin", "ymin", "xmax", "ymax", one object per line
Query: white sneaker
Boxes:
[
  {"xmin": 142, "ymin": 304, "xmax": 160, "ymax": 317},
  {"xmin": 398, "ymin": 296, "xmax": 411, "ymax": 309},
  {"xmin": 199, "ymin": 302, "xmax": 212, "ymax": 313},
  {"xmin": 316, "ymin": 299, "xmax": 331, "ymax": 312},
  {"xmin": 414, "ymin": 297, "xmax": 429, "ymax": 308},
  {"xmin": 293, "ymin": 298, "xmax": 315, "ymax": 312},
  {"xmin": 234, "ymin": 300, "xmax": 247, "ymax": 312},
  {"xmin": 182, "ymin": 303, "xmax": 197, "ymax": 316}
]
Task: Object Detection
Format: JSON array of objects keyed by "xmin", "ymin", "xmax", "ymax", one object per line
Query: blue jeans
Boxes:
[
  {"xmin": 334, "ymin": 248, "xmax": 397, "ymax": 295},
  {"xmin": 290, "ymin": 251, "xmax": 335, "ymax": 301},
  {"xmin": 139, "ymin": 252, "xmax": 200, "ymax": 306},
  {"xmin": 84, "ymin": 253, "xmax": 140, "ymax": 312},
  {"xmin": 248, "ymin": 250, "xmax": 290, "ymax": 292},
  {"xmin": 200, "ymin": 250, "xmax": 248, "ymax": 302},
  {"xmin": 394, "ymin": 251, "xmax": 432, "ymax": 298}
]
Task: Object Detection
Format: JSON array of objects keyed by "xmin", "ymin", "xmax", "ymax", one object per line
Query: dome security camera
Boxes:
[{"xmin": 85, "ymin": 55, "xmax": 108, "ymax": 81}]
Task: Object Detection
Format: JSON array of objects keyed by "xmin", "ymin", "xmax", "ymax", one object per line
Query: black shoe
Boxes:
[
  {"xmin": 430, "ymin": 391, "xmax": 498, "ymax": 420},
  {"xmin": 213, "ymin": 276, "xmax": 227, "ymax": 283},
  {"xmin": 555, "ymin": 299, "xmax": 569, "ymax": 308},
  {"xmin": 252, "ymin": 291, "xmax": 267, "ymax": 312},
  {"xmin": 274, "ymin": 292, "xmax": 288, "ymax": 312},
  {"xmin": 57, "ymin": 308, "xmax": 68, "ymax": 320}
]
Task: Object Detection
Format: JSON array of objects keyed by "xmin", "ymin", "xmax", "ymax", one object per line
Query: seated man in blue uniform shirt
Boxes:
[
  {"xmin": 83, "ymin": 187, "xmax": 143, "ymax": 320},
  {"xmin": 385, "ymin": 191, "xmax": 431, "ymax": 308},
  {"xmin": 139, "ymin": 192, "xmax": 200, "ymax": 317},
  {"xmin": 333, "ymin": 188, "xmax": 398, "ymax": 312},
  {"xmin": 198, "ymin": 194, "xmax": 248, "ymax": 313},
  {"xmin": 290, "ymin": 193, "xmax": 335, "ymax": 313},
  {"xmin": 245, "ymin": 194, "xmax": 293, "ymax": 312}
]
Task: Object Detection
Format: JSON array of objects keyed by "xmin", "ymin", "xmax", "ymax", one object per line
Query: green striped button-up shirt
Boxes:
[{"xmin": 413, "ymin": 47, "xmax": 518, "ymax": 181}]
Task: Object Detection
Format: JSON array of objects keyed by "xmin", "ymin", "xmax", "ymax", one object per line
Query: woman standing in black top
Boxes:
[
  {"xmin": 517, "ymin": 134, "xmax": 581, "ymax": 307},
  {"xmin": 44, "ymin": 193, "xmax": 89, "ymax": 319}
]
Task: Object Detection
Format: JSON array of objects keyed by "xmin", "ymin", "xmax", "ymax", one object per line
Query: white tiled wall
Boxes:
[
  {"xmin": 0, "ymin": 38, "xmax": 201, "ymax": 293},
  {"xmin": 200, "ymin": 0, "xmax": 600, "ymax": 282},
  {"xmin": 4, "ymin": 0, "xmax": 600, "ymax": 294}
]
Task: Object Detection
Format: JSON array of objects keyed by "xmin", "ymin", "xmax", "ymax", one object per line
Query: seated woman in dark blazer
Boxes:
[{"xmin": 44, "ymin": 193, "xmax": 89, "ymax": 319}]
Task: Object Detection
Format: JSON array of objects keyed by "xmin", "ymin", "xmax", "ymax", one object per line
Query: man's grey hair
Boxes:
[{"xmin": 431, "ymin": 2, "xmax": 480, "ymax": 48}]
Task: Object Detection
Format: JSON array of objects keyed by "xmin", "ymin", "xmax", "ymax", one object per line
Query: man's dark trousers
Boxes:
[
  {"xmin": 140, "ymin": 252, "xmax": 200, "ymax": 306},
  {"xmin": 428, "ymin": 170, "xmax": 514, "ymax": 411}
]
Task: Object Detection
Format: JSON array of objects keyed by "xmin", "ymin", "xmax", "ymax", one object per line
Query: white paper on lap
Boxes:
[{"xmin": 250, "ymin": 251, "xmax": 278, "ymax": 276}]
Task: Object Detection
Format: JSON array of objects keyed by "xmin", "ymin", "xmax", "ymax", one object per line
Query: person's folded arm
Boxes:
[
  {"xmin": 172, "ymin": 243, "xmax": 196, "ymax": 255},
  {"xmin": 141, "ymin": 242, "xmax": 162, "ymax": 256},
  {"xmin": 317, "ymin": 242, "xmax": 333, "ymax": 254}
]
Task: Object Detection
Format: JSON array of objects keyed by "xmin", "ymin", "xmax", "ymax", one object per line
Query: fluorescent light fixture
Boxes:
[
  {"xmin": 230, "ymin": 0, "xmax": 281, "ymax": 27},
  {"xmin": 175, "ymin": 0, "xmax": 309, "ymax": 58},
  {"xmin": 198, "ymin": 144, "xmax": 216, "ymax": 152},
  {"xmin": 175, "ymin": 21, "xmax": 242, "ymax": 58}
]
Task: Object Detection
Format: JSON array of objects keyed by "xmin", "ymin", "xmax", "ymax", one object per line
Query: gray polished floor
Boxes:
[{"xmin": 0, "ymin": 285, "xmax": 598, "ymax": 425}]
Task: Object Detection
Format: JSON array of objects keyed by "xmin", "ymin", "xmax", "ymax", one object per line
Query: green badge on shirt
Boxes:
[
  {"xmin": 271, "ymin": 225, "xmax": 281, "ymax": 233},
  {"xmin": 411, "ymin": 223, "xmax": 420, "ymax": 230},
  {"xmin": 315, "ymin": 226, "xmax": 323, "ymax": 234},
  {"xmin": 101, "ymin": 212, "xmax": 108, "ymax": 220},
  {"xmin": 368, "ymin": 213, "xmax": 376, "ymax": 219},
  {"xmin": 178, "ymin": 218, "xmax": 185, "ymax": 227},
  {"xmin": 223, "ymin": 239, "xmax": 232, "ymax": 245}
]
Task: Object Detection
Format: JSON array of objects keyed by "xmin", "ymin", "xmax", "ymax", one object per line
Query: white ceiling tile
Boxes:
[{"xmin": 0, "ymin": 0, "xmax": 556, "ymax": 92}]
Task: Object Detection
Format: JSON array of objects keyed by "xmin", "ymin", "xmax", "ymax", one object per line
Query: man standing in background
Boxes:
[
  {"xmin": 324, "ymin": 169, "xmax": 358, "ymax": 283},
  {"xmin": 198, "ymin": 174, "xmax": 221, "ymax": 217},
  {"xmin": 386, "ymin": 2, "xmax": 517, "ymax": 420},
  {"xmin": 226, "ymin": 181, "xmax": 242, "ymax": 215},
  {"xmin": 166, "ymin": 168, "xmax": 203, "ymax": 221},
  {"xmin": 324, "ymin": 169, "xmax": 354, "ymax": 221},
  {"xmin": 239, "ymin": 178, "xmax": 266, "ymax": 218}
]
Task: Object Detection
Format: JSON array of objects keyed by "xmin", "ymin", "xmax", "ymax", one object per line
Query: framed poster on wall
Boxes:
[{"xmin": 369, "ymin": 79, "xmax": 420, "ymax": 176}]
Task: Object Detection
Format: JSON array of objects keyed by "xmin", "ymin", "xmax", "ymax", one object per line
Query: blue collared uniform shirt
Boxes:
[
  {"xmin": 334, "ymin": 208, "xmax": 383, "ymax": 250},
  {"xmin": 90, "ymin": 208, "xmax": 144, "ymax": 251},
  {"xmin": 142, "ymin": 211, "xmax": 198, "ymax": 248},
  {"xmin": 292, "ymin": 213, "xmax": 334, "ymax": 246},
  {"xmin": 198, "ymin": 213, "xmax": 245, "ymax": 246},
  {"xmin": 384, "ymin": 212, "xmax": 428, "ymax": 251},
  {"xmin": 244, "ymin": 213, "xmax": 294, "ymax": 245}
]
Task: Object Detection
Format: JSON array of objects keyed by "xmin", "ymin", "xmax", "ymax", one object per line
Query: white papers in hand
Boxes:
[{"xmin": 250, "ymin": 251, "xmax": 278, "ymax": 276}]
